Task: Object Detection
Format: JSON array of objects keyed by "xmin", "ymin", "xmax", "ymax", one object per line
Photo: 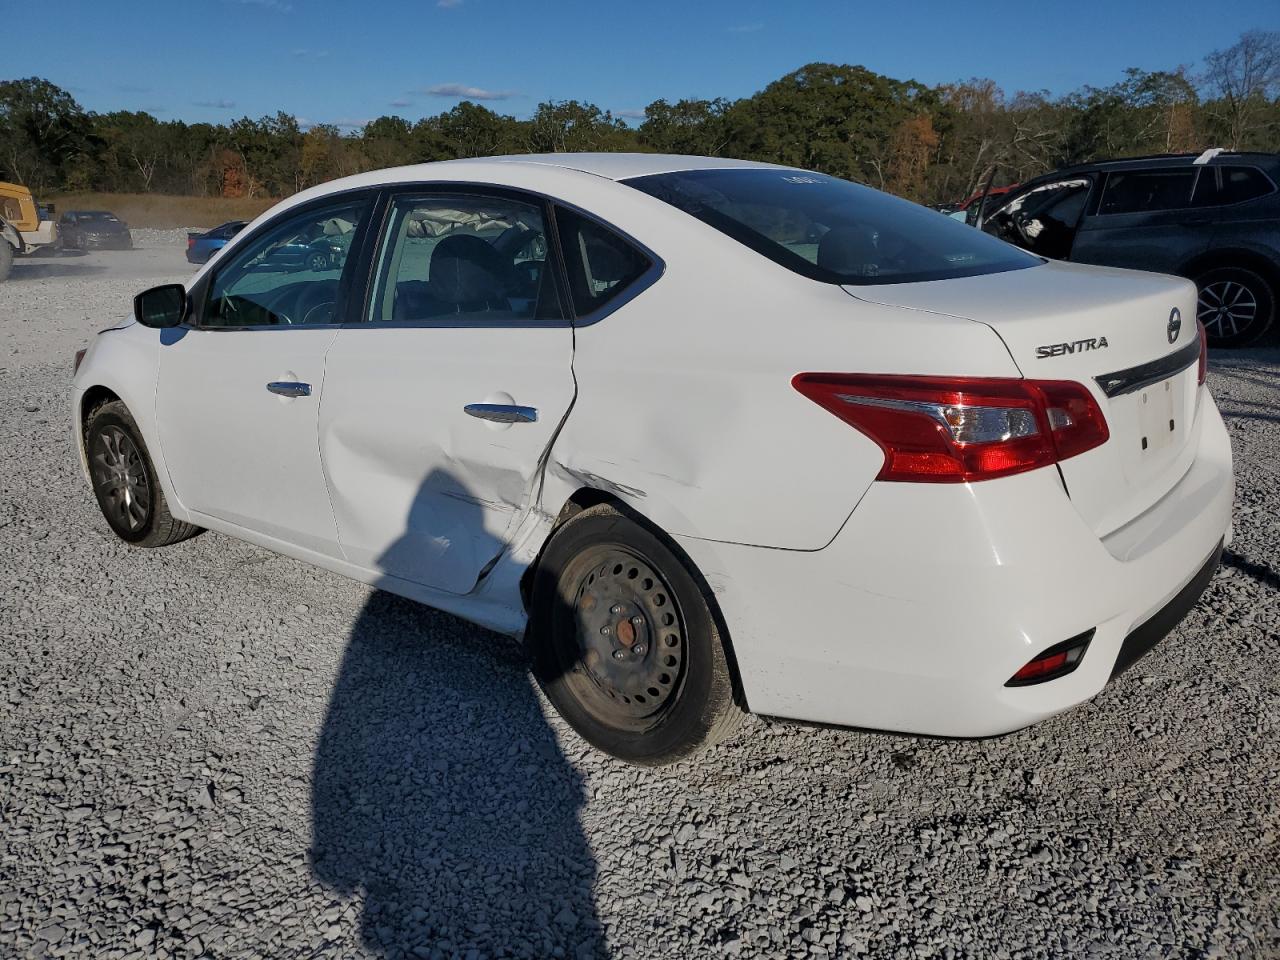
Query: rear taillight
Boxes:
[
  {"xmin": 1197, "ymin": 320, "xmax": 1207, "ymax": 386},
  {"xmin": 187, "ymin": 237, "xmax": 195, "ymax": 249},
  {"xmin": 73, "ymin": 348, "xmax": 86, "ymax": 374},
  {"xmin": 792, "ymin": 373, "xmax": 1109, "ymax": 483},
  {"xmin": 1006, "ymin": 630, "xmax": 1094, "ymax": 686}
]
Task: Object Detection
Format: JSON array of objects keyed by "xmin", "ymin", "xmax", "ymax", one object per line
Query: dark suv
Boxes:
[{"xmin": 981, "ymin": 151, "xmax": 1280, "ymax": 346}]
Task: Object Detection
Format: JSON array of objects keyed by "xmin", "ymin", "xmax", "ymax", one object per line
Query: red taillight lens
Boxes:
[
  {"xmin": 1006, "ymin": 630, "xmax": 1094, "ymax": 686},
  {"xmin": 187, "ymin": 237, "xmax": 195, "ymax": 249},
  {"xmin": 792, "ymin": 373, "xmax": 1109, "ymax": 483},
  {"xmin": 1197, "ymin": 320, "xmax": 1207, "ymax": 386}
]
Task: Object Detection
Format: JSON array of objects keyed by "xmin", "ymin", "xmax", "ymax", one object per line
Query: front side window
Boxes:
[
  {"xmin": 202, "ymin": 199, "xmax": 369, "ymax": 328},
  {"xmin": 627, "ymin": 168, "xmax": 1037, "ymax": 286},
  {"xmin": 1098, "ymin": 169, "xmax": 1195, "ymax": 215},
  {"xmin": 368, "ymin": 195, "xmax": 563, "ymax": 323},
  {"xmin": 554, "ymin": 207, "xmax": 650, "ymax": 315}
]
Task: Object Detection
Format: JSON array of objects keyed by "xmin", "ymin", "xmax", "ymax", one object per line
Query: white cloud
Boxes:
[
  {"xmin": 194, "ymin": 98, "xmax": 237, "ymax": 109},
  {"xmin": 423, "ymin": 83, "xmax": 518, "ymax": 101},
  {"xmin": 388, "ymin": 99, "xmax": 413, "ymax": 108},
  {"xmin": 616, "ymin": 109, "xmax": 646, "ymax": 120}
]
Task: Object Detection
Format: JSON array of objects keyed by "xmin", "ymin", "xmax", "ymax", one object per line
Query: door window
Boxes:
[
  {"xmin": 554, "ymin": 207, "xmax": 650, "ymax": 314},
  {"xmin": 1192, "ymin": 166, "xmax": 1275, "ymax": 206},
  {"xmin": 1098, "ymin": 169, "xmax": 1195, "ymax": 215},
  {"xmin": 201, "ymin": 198, "xmax": 370, "ymax": 328},
  {"xmin": 985, "ymin": 178, "xmax": 1092, "ymax": 260},
  {"xmin": 368, "ymin": 194, "xmax": 563, "ymax": 323}
]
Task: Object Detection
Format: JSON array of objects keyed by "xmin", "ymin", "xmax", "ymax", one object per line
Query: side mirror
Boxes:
[{"xmin": 134, "ymin": 284, "xmax": 189, "ymax": 329}]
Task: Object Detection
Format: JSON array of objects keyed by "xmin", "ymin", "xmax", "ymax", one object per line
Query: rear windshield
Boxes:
[{"xmin": 625, "ymin": 168, "xmax": 1039, "ymax": 286}]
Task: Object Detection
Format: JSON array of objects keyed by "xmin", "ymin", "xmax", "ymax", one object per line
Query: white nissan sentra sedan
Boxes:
[{"xmin": 71, "ymin": 154, "xmax": 1233, "ymax": 765}]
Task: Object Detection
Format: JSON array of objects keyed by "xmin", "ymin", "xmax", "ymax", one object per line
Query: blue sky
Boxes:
[{"xmin": 7, "ymin": 0, "xmax": 1279, "ymax": 129}]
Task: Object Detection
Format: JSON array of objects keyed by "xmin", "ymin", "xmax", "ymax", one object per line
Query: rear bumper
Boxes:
[{"xmin": 677, "ymin": 391, "xmax": 1234, "ymax": 738}]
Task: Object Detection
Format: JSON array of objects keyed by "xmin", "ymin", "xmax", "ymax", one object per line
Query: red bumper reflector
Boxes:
[{"xmin": 1006, "ymin": 629, "xmax": 1095, "ymax": 686}]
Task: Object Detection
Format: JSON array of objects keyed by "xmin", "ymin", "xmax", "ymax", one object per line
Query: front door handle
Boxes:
[
  {"xmin": 267, "ymin": 381, "xmax": 312, "ymax": 398},
  {"xmin": 463, "ymin": 403, "xmax": 537, "ymax": 424}
]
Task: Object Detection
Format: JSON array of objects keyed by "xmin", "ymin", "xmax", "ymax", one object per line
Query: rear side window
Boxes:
[
  {"xmin": 1218, "ymin": 166, "xmax": 1274, "ymax": 205},
  {"xmin": 554, "ymin": 207, "xmax": 650, "ymax": 315},
  {"xmin": 368, "ymin": 194, "xmax": 564, "ymax": 324},
  {"xmin": 627, "ymin": 168, "xmax": 1037, "ymax": 285},
  {"xmin": 1098, "ymin": 170, "xmax": 1195, "ymax": 215}
]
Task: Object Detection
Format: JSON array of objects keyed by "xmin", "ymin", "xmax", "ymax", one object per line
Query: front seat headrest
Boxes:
[
  {"xmin": 817, "ymin": 226, "xmax": 879, "ymax": 276},
  {"xmin": 429, "ymin": 234, "xmax": 514, "ymax": 305}
]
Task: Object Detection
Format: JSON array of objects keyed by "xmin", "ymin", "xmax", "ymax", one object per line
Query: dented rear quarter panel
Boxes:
[{"xmin": 543, "ymin": 189, "xmax": 1024, "ymax": 550}]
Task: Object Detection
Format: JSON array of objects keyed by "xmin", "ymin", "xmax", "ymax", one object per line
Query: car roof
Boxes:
[
  {"xmin": 1031, "ymin": 151, "xmax": 1279, "ymax": 181},
  {"xmin": 479, "ymin": 153, "xmax": 791, "ymax": 180}
]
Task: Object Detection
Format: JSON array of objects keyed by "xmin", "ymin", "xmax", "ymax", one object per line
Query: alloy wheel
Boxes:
[
  {"xmin": 1198, "ymin": 280, "xmax": 1259, "ymax": 341},
  {"xmin": 90, "ymin": 425, "xmax": 151, "ymax": 533}
]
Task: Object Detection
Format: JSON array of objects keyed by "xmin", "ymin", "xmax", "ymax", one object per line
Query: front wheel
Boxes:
[
  {"xmin": 306, "ymin": 251, "xmax": 330, "ymax": 272},
  {"xmin": 529, "ymin": 504, "xmax": 744, "ymax": 765},
  {"xmin": 85, "ymin": 400, "xmax": 200, "ymax": 547},
  {"xmin": 1196, "ymin": 267, "xmax": 1274, "ymax": 348}
]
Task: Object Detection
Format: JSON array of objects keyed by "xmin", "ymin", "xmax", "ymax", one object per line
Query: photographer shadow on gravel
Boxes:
[{"xmin": 310, "ymin": 470, "xmax": 604, "ymax": 959}]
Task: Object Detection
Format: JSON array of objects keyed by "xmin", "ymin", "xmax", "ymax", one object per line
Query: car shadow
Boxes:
[
  {"xmin": 310, "ymin": 469, "xmax": 604, "ymax": 958},
  {"xmin": 8, "ymin": 260, "xmax": 106, "ymax": 281}
]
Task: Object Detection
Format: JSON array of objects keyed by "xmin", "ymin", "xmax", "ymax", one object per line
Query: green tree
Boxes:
[
  {"xmin": 638, "ymin": 98, "xmax": 731, "ymax": 156},
  {"xmin": 524, "ymin": 100, "xmax": 637, "ymax": 153},
  {"xmin": 0, "ymin": 77, "xmax": 91, "ymax": 188},
  {"xmin": 724, "ymin": 63, "xmax": 937, "ymax": 185}
]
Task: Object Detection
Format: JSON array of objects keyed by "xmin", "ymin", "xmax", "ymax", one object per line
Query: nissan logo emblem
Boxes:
[{"xmin": 1167, "ymin": 307, "xmax": 1181, "ymax": 344}]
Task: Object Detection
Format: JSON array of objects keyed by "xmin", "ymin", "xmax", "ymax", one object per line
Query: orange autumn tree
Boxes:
[{"xmin": 886, "ymin": 114, "xmax": 940, "ymax": 202}]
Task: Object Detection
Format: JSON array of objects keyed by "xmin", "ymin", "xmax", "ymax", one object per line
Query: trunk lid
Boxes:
[{"xmin": 845, "ymin": 260, "xmax": 1203, "ymax": 537}]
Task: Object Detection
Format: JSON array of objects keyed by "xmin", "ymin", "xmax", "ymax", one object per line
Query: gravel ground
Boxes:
[{"xmin": 1, "ymin": 235, "xmax": 1277, "ymax": 960}]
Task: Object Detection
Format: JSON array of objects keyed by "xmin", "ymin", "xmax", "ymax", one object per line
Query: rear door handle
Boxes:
[
  {"xmin": 463, "ymin": 403, "xmax": 537, "ymax": 424},
  {"xmin": 266, "ymin": 381, "xmax": 312, "ymax": 398}
]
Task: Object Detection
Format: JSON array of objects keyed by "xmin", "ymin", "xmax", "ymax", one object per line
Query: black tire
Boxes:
[
  {"xmin": 1195, "ymin": 266, "xmax": 1274, "ymax": 348},
  {"xmin": 529, "ymin": 504, "xmax": 745, "ymax": 765},
  {"xmin": 0, "ymin": 239, "xmax": 12, "ymax": 282},
  {"xmin": 306, "ymin": 251, "xmax": 329, "ymax": 272},
  {"xmin": 85, "ymin": 400, "xmax": 200, "ymax": 547}
]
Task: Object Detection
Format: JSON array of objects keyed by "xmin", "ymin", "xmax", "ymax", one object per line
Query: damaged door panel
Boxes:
[{"xmin": 317, "ymin": 190, "xmax": 575, "ymax": 595}]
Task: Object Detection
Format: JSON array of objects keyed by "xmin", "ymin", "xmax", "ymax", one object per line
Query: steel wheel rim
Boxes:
[
  {"xmin": 1198, "ymin": 280, "xmax": 1259, "ymax": 339},
  {"xmin": 564, "ymin": 547, "xmax": 686, "ymax": 725},
  {"xmin": 90, "ymin": 426, "xmax": 151, "ymax": 532}
]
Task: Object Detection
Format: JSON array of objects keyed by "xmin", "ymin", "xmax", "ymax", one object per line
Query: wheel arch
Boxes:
[
  {"xmin": 521, "ymin": 486, "xmax": 749, "ymax": 710},
  {"xmin": 1177, "ymin": 247, "xmax": 1280, "ymax": 290}
]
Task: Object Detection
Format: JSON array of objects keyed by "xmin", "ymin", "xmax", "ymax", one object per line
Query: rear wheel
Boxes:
[
  {"xmin": 85, "ymin": 401, "xmax": 200, "ymax": 547},
  {"xmin": 529, "ymin": 504, "xmax": 745, "ymax": 765},
  {"xmin": 1195, "ymin": 267, "xmax": 1274, "ymax": 348},
  {"xmin": 0, "ymin": 240, "xmax": 12, "ymax": 282}
]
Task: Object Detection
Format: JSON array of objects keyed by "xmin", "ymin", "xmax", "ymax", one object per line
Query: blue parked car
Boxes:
[{"xmin": 186, "ymin": 220, "xmax": 248, "ymax": 264}]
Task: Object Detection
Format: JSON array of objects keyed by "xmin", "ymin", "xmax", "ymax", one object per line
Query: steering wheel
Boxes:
[{"xmin": 293, "ymin": 280, "xmax": 339, "ymax": 326}]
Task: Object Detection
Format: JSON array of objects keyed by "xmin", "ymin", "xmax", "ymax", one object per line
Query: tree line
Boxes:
[{"xmin": 2, "ymin": 29, "xmax": 1278, "ymax": 207}]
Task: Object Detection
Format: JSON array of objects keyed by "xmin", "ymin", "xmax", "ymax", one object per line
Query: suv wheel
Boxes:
[{"xmin": 1195, "ymin": 267, "xmax": 1274, "ymax": 348}]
